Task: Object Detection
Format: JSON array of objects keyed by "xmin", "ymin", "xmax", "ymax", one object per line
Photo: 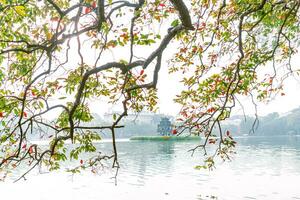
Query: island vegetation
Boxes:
[{"xmin": 96, "ymin": 107, "xmax": 300, "ymax": 138}]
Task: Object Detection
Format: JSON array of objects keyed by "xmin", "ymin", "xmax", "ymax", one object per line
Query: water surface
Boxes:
[{"xmin": 1, "ymin": 136, "xmax": 300, "ymax": 200}]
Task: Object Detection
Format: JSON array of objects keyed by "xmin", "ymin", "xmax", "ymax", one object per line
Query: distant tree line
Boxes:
[
  {"xmin": 24, "ymin": 108, "xmax": 300, "ymax": 140},
  {"xmin": 95, "ymin": 108, "xmax": 300, "ymax": 138},
  {"xmin": 224, "ymin": 107, "xmax": 300, "ymax": 136}
]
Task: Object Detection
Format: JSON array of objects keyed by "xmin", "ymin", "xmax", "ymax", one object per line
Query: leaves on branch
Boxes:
[{"xmin": 0, "ymin": 0, "xmax": 299, "ymax": 180}]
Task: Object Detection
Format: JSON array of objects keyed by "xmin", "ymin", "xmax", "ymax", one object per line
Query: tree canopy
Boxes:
[{"xmin": 0, "ymin": 0, "xmax": 299, "ymax": 180}]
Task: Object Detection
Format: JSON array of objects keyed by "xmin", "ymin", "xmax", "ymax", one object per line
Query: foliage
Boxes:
[{"xmin": 0, "ymin": 0, "xmax": 299, "ymax": 180}]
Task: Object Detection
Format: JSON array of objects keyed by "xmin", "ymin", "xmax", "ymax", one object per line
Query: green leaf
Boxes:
[
  {"xmin": 119, "ymin": 59, "xmax": 128, "ymax": 65},
  {"xmin": 15, "ymin": 6, "xmax": 26, "ymax": 17},
  {"xmin": 171, "ymin": 19, "xmax": 179, "ymax": 27},
  {"xmin": 195, "ymin": 165, "xmax": 207, "ymax": 170},
  {"xmin": 39, "ymin": 101, "xmax": 44, "ymax": 109},
  {"xmin": 131, "ymin": 90, "xmax": 137, "ymax": 97}
]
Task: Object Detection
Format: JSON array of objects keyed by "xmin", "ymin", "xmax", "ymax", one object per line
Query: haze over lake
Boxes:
[{"xmin": 1, "ymin": 136, "xmax": 300, "ymax": 200}]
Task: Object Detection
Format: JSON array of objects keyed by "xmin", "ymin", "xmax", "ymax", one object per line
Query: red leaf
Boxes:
[
  {"xmin": 23, "ymin": 112, "xmax": 27, "ymax": 118},
  {"xmin": 57, "ymin": 85, "xmax": 63, "ymax": 90},
  {"xmin": 209, "ymin": 139, "xmax": 216, "ymax": 144},
  {"xmin": 92, "ymin": 1, "xmax": 96, "ymax": 8},
  {"xmin": 159, "ymin": 3, "xmax": 166, "ymax": 7},
  {"xmin": 140, "ymin": 69, "xmax": 144, "ymax": 76},
  {"xmin": 172, "ymin": 129, "xmax": 177, "ymax": 135},
  {"xmin": 50, "ymin": 17, "xmax": 59, "ymax": 22},
  {"xmin": 226, "ymin": 130, "xmax": 230, "ymax": 136},
  {"xmin": 120, "ymin": 33, "xmax": 127, "ymax": 38},
  {"xmin": 0, "ymin": 112, "xmax": 3, "ymax": 118},
  {"xmin": 29, "ymin": 146, "xmax": 33, "ymax": 154},
  {"xmin": 181, "ymin": 111, "xmax": 188, "ymax": 118},
  {"xmin": 80, "ymin": 159, "xmax": 83, "ymax": 165},
  {"xmin": 31, "ymin": 91, "xmax": 36, "ymax": 96},
  {"xmin": 22, "ymin": 144, "xmax": 27, "ymax": 149},
  {"xmin": 207, "ymin": 107, "xmax": 216, "ymax": 113},
  {"xmin": 85, "ymin": 7, "xmax": 91, "ymax": 14}
]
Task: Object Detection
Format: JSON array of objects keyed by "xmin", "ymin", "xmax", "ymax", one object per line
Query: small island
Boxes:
[{"xmin": 130, "ymin": 117, "xmax": 200, "ymax": 141}]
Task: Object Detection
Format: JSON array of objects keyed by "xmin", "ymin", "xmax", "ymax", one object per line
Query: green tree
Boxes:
[{"xmin": 0, "ymin": 0, "xmax": 299, "ymax": 180}]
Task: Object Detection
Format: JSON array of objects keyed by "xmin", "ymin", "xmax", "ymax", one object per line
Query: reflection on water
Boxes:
[{"xmin": 1, "ymin": 136, "xmax": 300, "ymax": 200}]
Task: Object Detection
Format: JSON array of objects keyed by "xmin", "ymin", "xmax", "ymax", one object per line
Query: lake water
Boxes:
[{"xmin": 1, "ymin": 136, "xmax": 300, "ymax": 200}]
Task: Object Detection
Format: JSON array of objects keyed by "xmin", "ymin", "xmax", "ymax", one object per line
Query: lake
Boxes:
[{"xmin": 1, "ymin": 136, "xmax": 300, "ymax": 200}]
